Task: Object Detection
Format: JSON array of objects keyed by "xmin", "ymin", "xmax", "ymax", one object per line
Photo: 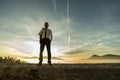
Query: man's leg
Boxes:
[
  {"xmin": 46, "ymin": 39, "xmax": 51, "ymax": 65},
  {"xmin": 39, "ymin": 40, "xmax": 45, "ymax": 65}
]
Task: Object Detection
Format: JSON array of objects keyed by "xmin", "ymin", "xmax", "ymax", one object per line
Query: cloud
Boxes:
[
  {"xmin": 0, "ymin": 0, "xmax": 120, "ymax": 58},
  {"xmin": 64, "ymin": 48, "xmax": 85, "ymax": 54}
]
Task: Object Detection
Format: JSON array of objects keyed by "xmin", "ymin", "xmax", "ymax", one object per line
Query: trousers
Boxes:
[{"xmin": 39, "ymin": 38, "xmax": 51, "ymax": 63}]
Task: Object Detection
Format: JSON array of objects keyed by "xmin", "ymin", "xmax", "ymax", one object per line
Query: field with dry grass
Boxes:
[{"xmin": 0, "ymin": 63, "xmax": 120, "ymax": 80}]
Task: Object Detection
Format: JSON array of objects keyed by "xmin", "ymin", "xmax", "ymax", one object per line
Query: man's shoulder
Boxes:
[
  {"xmin": 43, "ymin": 28, "xmax": 45, "ymax": 30},
  {"xmin": 41, "ymin": 28, "xmax": 45, "ymax": 31}
]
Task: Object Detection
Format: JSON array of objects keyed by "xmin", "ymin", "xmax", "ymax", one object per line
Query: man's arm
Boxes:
[
  {"xmin": 38, "ymin": 28, "xmax": 44, "ymax": 44},
  {"xmin": 38, "ymin": 28, "xmax": 44, "ymax": 36},
  {"xmin": 51, "ymin": 30, "xmax": 53, "ymax": 41}
]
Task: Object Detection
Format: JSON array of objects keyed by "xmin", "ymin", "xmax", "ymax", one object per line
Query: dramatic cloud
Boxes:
[{"xmin": 0, "ymin": 0, "xmax": 120, "ymax": 58}]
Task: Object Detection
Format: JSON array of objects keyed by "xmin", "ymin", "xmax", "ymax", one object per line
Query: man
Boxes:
[{"xmin": 38, "ymin": 22, "xmax": 52, "ymax": 66}]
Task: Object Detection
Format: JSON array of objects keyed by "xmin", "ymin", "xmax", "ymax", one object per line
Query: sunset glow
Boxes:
[{"xmin": 0, "ymin": 0, "xmax": 120, "ymax": 64}]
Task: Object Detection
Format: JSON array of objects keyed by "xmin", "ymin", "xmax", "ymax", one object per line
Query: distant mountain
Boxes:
[
  {"xmin": 89, "ymin": 54, "xmax": 120, "ymax": 60},
  {"xmin": 22, "ymin": 56, "xmax": 63, "ymax": 60}
]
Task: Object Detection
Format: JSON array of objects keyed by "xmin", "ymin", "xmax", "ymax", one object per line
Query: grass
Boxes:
[{"xmin": 0, "ymin": 56, "xmax": 26, "ymax": 65}]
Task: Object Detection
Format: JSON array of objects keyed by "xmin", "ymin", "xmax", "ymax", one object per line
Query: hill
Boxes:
[{"xmin": 89, "ymin": 54, "xmax": 120, "ymax": 60}]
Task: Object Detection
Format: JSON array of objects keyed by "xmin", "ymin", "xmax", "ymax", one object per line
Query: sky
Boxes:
[{"xmin": 0, "ymin": 0, "xmax": 120, "ymax": 63}]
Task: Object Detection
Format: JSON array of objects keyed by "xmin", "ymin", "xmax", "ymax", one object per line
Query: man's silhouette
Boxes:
[{"xmin": 38, "ymin": 22, "xmax": 52, "ymax": 65}]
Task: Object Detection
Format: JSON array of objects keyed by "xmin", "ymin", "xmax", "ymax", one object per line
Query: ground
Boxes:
[{"xmin": 0, "ymin": 64, "xmax": 120, "ymax": 80}]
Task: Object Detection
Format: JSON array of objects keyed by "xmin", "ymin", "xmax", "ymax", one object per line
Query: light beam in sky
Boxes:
[
  {"xmin": 67, "ymin": 0, "xmax": 70, "ymax": 49},
  {"xmin": 53, "ymin": 0, "xmax": 57, "ymax": 13}
]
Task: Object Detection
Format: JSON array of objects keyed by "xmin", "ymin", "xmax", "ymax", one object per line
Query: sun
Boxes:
[
  {"xmin": 32, "ymin": 41, "xmax": 63, "ymax": 57},
  {"xmin": 16, "ymin": 41, "xmax": 66, "ymax": 63}
]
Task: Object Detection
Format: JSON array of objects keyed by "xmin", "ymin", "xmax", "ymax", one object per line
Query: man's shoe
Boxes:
[
  {"xmin": 38, "ymin": 62, "xmax": 42, "ymax": 66},
  {"xmin": 48, "ymin": 63, "xmax": 52, "ymax": 66},
  {"xmin": 48, "ymin": 61, "xmax": 52, "ymax": 66}
]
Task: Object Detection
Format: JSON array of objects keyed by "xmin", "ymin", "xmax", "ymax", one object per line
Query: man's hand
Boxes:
[
  {"xmin": 40, "ymin": 35, "xmax": 42, "ymax": 44},
  {"xmin": 40, "ymin": 40, "xmax": 41, "ymax": 44}
]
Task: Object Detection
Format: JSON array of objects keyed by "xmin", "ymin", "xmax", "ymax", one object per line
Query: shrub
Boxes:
[{"xmin": 0, "ymin": 56, "xmax": 26, "ymax": 65}]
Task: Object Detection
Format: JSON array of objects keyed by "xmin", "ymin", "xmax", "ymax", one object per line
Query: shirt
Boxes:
[{"xmin": 39, "ymin": 28, "xmax": 52, "ymax": 41}]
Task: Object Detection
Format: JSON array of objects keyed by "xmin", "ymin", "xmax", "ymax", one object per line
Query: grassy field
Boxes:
[{"xmin": 0, "ymin": 63, "xmax": 120, "ymax": 80}]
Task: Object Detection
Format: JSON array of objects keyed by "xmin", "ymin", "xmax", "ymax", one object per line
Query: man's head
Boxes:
[{"xmin": 44, "ymin": 22, "xmax": 49, "ymax": 28}]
